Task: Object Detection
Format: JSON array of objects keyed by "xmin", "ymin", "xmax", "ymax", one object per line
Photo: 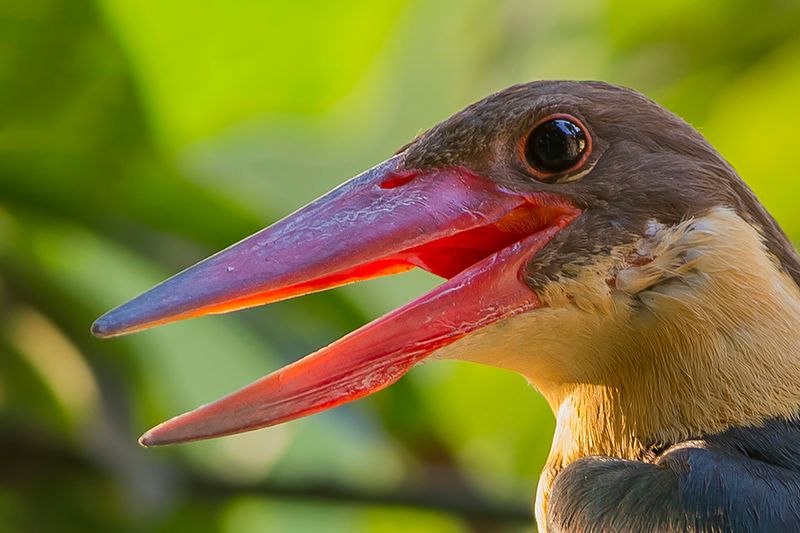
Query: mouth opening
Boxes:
[{"xmin": 399, "ymin": 199, "xmax": 577, "ymax": 279}]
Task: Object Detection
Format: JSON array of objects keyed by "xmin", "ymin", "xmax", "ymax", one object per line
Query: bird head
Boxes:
[{"xmin": 92, "ymin": 81, "xmax": 800, "ymax": 450}]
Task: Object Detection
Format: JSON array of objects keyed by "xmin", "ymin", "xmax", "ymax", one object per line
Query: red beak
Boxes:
[{"xmin": 92, "ymin": 155, "xmax": 580, "ymax": 445}]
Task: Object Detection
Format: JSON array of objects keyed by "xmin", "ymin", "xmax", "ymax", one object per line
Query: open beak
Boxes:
[{"xmin": 92, "ymin": 155, "xmax": 580, "ymax": 445}]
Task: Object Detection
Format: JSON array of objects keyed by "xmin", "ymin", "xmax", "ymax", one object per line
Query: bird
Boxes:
[{"xmin": 92, "ymin": 80, "xmax": 800, "ymax": 532}]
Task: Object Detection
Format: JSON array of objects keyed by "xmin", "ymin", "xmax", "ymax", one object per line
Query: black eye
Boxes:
[{"xmin": 524, "ymin": 116, "xmax": 588, "ymax": 175}]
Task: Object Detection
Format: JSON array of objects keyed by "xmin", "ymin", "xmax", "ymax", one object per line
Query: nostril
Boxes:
[{"xmin": 379, "ymin": 170, "xmax": 418, "ymax": 189}]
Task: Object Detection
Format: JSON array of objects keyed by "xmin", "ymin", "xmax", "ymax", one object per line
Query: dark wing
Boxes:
[{"xmin": 548, "ymin": 418, "xmax": 800, "ymax": 532}]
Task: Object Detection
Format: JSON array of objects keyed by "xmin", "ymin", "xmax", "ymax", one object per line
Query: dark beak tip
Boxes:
[
  {"xmin": 90, "ymin": 316, "xmax": 113, "ymax": 339},
  {"xmin": 139, "ymin": 423, "xmax": 203, "ymax": 447},
  {"xmin": 91, "ymin": 312, "xmax": 128, "ymax": 339},
  {"xmin": 138, "ymin": 432, "xmax": 158, "ymax": 448}
]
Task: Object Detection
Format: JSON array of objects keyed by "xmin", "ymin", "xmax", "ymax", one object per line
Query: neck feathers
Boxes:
[{"xmin": 537, "ymin": 207, "xmax": 800, "ymax": 515}]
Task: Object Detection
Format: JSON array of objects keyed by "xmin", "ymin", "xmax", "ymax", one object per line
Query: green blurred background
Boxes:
[{"xmin": 1, "ymin": 0, "xmax": 799, "ymax": 531}]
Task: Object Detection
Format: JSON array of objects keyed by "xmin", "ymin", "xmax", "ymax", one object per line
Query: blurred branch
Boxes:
[
  {"xmin": 189, "ymin": 473, "xmax": 532, "ymax": 526},
  {"xmin": 0, "ymin": 431, "xmax": 532, "ymax": 527}
]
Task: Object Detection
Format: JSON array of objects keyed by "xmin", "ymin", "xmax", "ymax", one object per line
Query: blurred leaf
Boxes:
[
  {"xmin": 703, "ymin": 39, "xmax": 800, "ymax": 240},
  {"xmin": 97, "ymin": 0, "xmax": 410, "ymax": 149}
]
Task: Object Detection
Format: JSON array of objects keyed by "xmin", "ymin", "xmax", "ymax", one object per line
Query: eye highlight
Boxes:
[{"xmin": 522, "ymin": 114, "xmax": 590, "ymax": 180}]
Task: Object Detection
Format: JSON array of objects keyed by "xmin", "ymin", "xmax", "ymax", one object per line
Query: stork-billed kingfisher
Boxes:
[{"xmin": 92, "ymin": 81, "xmax": 800, "ymax": 531}]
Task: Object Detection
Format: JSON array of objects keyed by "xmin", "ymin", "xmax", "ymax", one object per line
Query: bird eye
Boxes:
[{"xmin": 523, "ymin": 115, "xmax": 589, "ymax": 178}]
